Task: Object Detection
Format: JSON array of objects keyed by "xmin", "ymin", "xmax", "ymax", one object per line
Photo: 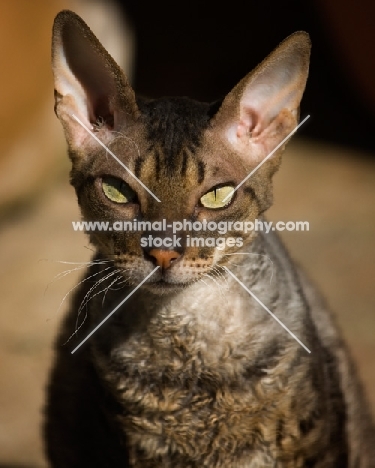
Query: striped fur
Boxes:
[{"xmin": 45, "ymin": 10, "xmax": 375, "ymax": 467}]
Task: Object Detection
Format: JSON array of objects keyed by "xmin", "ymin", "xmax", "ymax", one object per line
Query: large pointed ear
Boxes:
[
  {"xmin": 212, "ymin": 32, "xmax": 311, "ymax": 163},
  {"xmin": 51, "ymin": 10, "xmax": 139, "ymax": 151}
]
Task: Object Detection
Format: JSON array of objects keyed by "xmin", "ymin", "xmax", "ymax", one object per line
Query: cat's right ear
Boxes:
[
  {"xmin": 211, "ymin": 32, "xmax": 311, "ymax": 165},
  {"xmin": 52, "ymin": 10, "xmax": 139, "ymax": 152}
]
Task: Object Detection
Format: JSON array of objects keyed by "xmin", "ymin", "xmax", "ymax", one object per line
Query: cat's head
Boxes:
[{"xmin": 52, "ymin": 10, "xmax": 310, "ymax": 293}]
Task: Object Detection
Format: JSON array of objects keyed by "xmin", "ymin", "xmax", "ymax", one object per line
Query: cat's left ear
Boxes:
[{"xmin": 212, "ymin": 32, "xmax": 310, "ymax": 162}]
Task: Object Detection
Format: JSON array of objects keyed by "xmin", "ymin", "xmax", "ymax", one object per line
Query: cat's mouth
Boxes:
[{"xmin": 144, "ymin": 278, "xmax": 187, "ymax": 295}]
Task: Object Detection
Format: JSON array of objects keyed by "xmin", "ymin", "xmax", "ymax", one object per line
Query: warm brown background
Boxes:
[{"xmin": 0, "ymin": 1, "xmax": 374, "ymax": 467}]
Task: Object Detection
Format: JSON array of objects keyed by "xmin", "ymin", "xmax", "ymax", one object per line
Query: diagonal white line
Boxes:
[
  {"xmin": 223, "ymin": 115, "xmax": 310, "ymax": 203},
  {"xmin": 71, "ymin": 266, "xmax": 160, "ymax": 354},
  {"xmin": 223, "ymin": 266, "xmax": 311, "ymax": 353},
  {"xmin": 72, "ymin": 114, "xmax": 161, "ymax": 202}
]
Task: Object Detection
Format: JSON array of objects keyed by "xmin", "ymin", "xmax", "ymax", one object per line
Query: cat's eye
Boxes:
[
  {"xmin": 102, "ymin": 176, "xmax": 136, "ymax": 204},
  {"xmin": 200, "ymin": 185, "xmax": 235, "ymax": 209}
]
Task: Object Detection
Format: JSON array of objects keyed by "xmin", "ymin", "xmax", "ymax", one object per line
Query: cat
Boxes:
[{"xmin": 44, "ymin": 10, "xmax": 375, "ymax": 468}]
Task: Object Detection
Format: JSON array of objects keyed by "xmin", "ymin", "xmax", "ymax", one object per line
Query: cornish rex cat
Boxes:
[{"xmin": 44, "ymin": 10, "xmax": 375, "ymax": 467}]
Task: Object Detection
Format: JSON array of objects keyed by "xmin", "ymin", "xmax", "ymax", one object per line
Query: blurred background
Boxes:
[{"xmin": 0, "ymin": 1, "xmax": 374, "ymax": 466}]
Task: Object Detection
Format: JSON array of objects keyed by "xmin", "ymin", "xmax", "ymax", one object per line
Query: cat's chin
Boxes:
[{"xmin": 143, "ymin": 280, "xmax": 188, "ymax": 295}]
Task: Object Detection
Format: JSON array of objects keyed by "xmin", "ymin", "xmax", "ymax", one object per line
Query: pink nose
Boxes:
[{"xmin": 148, "ymin": 249, "xmax": 181, "ymax": 270}]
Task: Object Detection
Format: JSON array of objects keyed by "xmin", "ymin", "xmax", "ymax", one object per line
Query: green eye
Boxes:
[
  {"xmin": 200, "ymin": 185, "xmax": 234, "ymax": 209},
  {"xmin": 102, "ymin": 176, "xmax": 136, "ymax": 204}
]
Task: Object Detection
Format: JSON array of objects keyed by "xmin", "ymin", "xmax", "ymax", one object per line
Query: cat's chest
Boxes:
[
  {"xmin": 91, "ymin": 301, "xmax": 300, "ymax": 466},
  {"xmin": 116, "ymin": 380, "xmax": 285, "ymax": 467},
  {"xmin": 88, "ymin": 278, "xmax": 311, "ymax": 465},
  {"xmin": 97, "ymin": 340, "xmax": 289, "ymax": 467}
]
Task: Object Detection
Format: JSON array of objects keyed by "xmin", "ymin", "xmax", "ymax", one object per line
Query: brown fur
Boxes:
[{"xmin": 44, "ymin": 10, "xmax": 375, "ymax": 467}]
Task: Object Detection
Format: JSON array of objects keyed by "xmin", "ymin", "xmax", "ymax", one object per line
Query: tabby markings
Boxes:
[
  {"xmin": 71, "ymin": 114, "xmax": 311, "ymax": 356},
  {"xmin": 72, "ymin": 114, "xmax": 161, "ymax": 202}
]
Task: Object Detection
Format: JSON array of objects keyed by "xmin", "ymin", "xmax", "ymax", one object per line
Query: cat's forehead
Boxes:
[{"xmin": 137, "ymin": 96, "xmax": 219, "ymax": 166}]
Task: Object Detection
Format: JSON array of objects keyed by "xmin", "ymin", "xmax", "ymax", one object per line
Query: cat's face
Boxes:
[
  {"xmin": 52, "ymin": 11, "xmax": 310, "ymax": 292},
  {"xmin": 71, "ymin": 97, "xmax": 275, "ymax": 290}
]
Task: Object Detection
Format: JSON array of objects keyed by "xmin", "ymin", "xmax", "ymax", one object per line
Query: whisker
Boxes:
[
  {"xmin": 54, "ymin": 266, "xmax": 116, "ymax": 315},
  {"xmin": 214, "ymin": 267, "xmax": 230, "ymax": 290},
  {"xmin": 64, "ymin": 269, "xmax": 123, "ymax": 345},
  {"xmin": 48, "ymin": 264, "xmax": 91, "ymax": 284},
  {"xmin": 44, "ymin": 258, "xmax": 113, "ymax": 294},
  {"xmin": 76, "ymin": 269, "xmax": 122, "ymax": 322},
  {"xmin": 199, "ymin": 278, "xmax": 209, "ymax": 287},
  {"xmin": 202, "ymin": 272, "xmax": 229, "ymax": 304},
  {"xmin": 101, "ymin": 275, "xmax": 123, "ymax": 306},
  {"xmin": 51, "ymin": 259, "xmax": 111, "ymax": 265}
]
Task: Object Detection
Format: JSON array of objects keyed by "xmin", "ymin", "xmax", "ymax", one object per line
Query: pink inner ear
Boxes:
[
  {"xmin": 237, "ymin": 107, "xmax": 259, "ymax": 138},
  {"xmin": 236, "ymin": 121, "xmax": 248, "ymax": 139}
]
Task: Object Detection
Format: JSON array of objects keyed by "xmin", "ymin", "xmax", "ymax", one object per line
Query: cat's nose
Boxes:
[{"xmin": 148, "ymin": 249, "xmax": 181, "ymax": 270}]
